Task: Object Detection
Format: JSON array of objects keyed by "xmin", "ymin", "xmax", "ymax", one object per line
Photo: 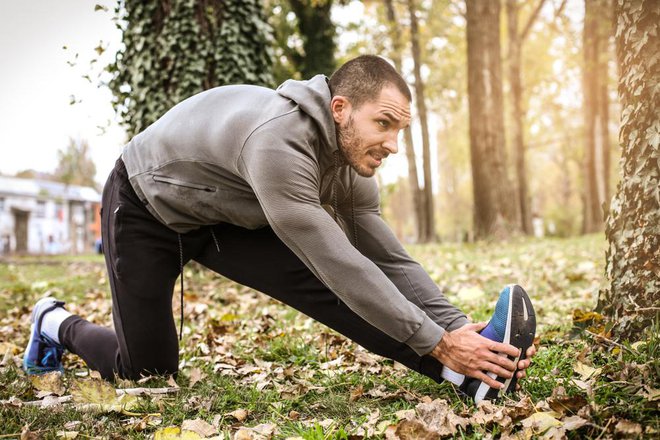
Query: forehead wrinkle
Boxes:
[{"xmin": 379, "ymin": 100, "xmax": 411, "ymax": 120}]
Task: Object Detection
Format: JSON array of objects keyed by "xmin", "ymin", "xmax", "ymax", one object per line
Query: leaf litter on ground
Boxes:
[{"xmin": 1, "ymin": 235, "xmax": 658, "ymax": 438}]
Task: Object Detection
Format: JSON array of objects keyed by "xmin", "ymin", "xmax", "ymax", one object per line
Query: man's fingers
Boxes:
[
  {"xmin": 488, "ymin": 341, "xmax": 521, "ymax": 358},
  {"xmin": 526, "ymin": 345, "xmax": 537, "ymax": 357},
  {"xmin": 481, "ymin": 361, "xmax": 513, "ymax": 379},
  {"xmin": 518, "ymin": 358, "xmax": 531, "ymax": 370},
  {"xmin": 474, "ymin": 371, "xmax": 503, "ymax": 390},
  {"xmin": 517, "ymin": 370, "xmax": 526, "ymax": 379},
  {"xmin": 482, "ymin": 352, "xmax": 516, "ymax": 372}
]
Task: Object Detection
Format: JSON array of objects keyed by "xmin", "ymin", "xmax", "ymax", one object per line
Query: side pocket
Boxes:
[
  {"xmin": 110, "ymin": 204, "xmax": 123, "ymax": 277},
  {"xmin": 152, "ymin": 175, "xmax": 216, "ymax": 192}
]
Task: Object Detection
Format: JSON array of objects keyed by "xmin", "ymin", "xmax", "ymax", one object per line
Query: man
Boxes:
[{"xmin": 24, "ymin": 55, "xmax": 536, "ymax": 403}]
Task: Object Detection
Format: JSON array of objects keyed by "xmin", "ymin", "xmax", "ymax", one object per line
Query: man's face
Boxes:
[{"xmin": 333, "ymin": 85, "xmax": 411, "ymax": 178}]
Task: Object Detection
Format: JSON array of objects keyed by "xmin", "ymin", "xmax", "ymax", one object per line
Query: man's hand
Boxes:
[{"xmin": 431, "ymin": 322, "xmax": 525, "ymax": 389}]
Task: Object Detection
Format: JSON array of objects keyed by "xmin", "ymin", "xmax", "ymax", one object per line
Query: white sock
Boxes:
[
  {"xmin": 441, "ymin": 366, "xmax": 465, "ymax": 385},
  {"xmin": 40, "ymin": 307, "xmax": 72, "ymax": 344}
]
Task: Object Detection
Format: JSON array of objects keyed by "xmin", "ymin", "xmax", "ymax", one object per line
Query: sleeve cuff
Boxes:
[{"xmin": 405, "ymin": 315, "xmax": 445, "ymax": 356}]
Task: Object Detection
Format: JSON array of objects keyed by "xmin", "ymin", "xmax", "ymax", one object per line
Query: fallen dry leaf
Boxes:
[
  {"xmin": 29, "ymin": 371, "xmax": 65, "ymax": 396},
  {"xmin": 153, "ymin": 426, "xmax": 202, "ymax": 439},
  {"xmin": 520, "ymin": 411, "xmax": 563, "ymax": 434},
  {"xmin": 349, "ymin": 384, "xmax": 364, "ymax": 402},
  {"xmin": 385, "ymin": 420, "xmax": 436, "ymax": 440},
  {"xmin": 615, "ymin": 419, "xmax": 643, "ymax": 436},
  {"xmin": 187, "ymin": 367, "xmax": 207, "ymax": 387},
  {"xmin": 574, "ymin": 361, "xmax": 602, "ymax": 381},
  {"xmin": 562, "ymin": 415, "xmax": 588, "ymax": 431},
  {"xmin": 181, "ymin": 418, "xmax": 217, "ymax": 437},
  {"xmin": 69, "ymin": 378, "xmax": 138, "ymax": 413},
  {"xmin": 227, "ymin": 408, "xmax": 249, "ymax": 422}
]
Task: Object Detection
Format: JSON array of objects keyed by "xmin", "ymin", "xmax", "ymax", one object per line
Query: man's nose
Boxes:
[{"xmin": 383, "ymin": 133, "xmax": 399, "ymax": 154}]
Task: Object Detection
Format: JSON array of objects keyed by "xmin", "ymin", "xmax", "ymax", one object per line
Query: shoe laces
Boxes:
[{"xmin": 39, "ymin": 335, "xmax": 64, "ymax": 369}]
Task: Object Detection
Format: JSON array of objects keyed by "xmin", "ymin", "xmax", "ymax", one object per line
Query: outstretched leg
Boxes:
[{"xmin": 195, "ymin": 222, "xmax": 447, "ymax": 383}]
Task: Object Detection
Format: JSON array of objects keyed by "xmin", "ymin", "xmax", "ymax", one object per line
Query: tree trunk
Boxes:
[
  {"xmin": 466, "ymin": 0, "xmax": 518, "ymax": 239},
  {"xmin": 582, "ymin": 0, "xmax": 605, "ymax": 233},
  {"xmin": 597, "ymin": 0, "xmax": 659, "ymax": 340},
  {"xmin": 384, "ymin": 0, "xmax": 425, "ymax": 242},
  {"xmin": 288, "ymin": 0, "xmax": 337, "ymax": 78},
  {"xmin": 407, "ymin": 0, "xmax": 435, "ymax": 242},
  {"xmin": 506, "ymin": 0, "xmax": 545, "ymax": 235}
]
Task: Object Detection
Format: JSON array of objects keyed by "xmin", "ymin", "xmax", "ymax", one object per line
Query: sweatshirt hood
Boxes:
[{"xmin": 276, "ymin": 75, "xmax": 338, "ymax": 153}]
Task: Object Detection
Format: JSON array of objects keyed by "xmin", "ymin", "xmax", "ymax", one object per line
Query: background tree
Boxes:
[
  {"xmin": 108, "ymin": 0, "xmax": 274, "ymax": 138},
  {"xmin": 288, "ymin": 0, "xmax": 337, "ymax": 78},
  {"xmin": 582, "ymin": 0, "xmax": 613, "ymax": 233},
  {"xmin": 466, "ymin": 0, "xmax": 518, "ymax": 239},
  {"xmin": 384, "ymin": 0, "xmax": 424, "ymax": 242},
  {"xmin": 54, "ymin": 138, "xmax": 97, "ymax": 188},
  {"xmin": 505, "ymin": 0, "xmax": 548, "ymax": 234},
  {"xmin": 598, "ymin": 0, "xmax": 659, "ymax": 339},
  {"xmin": 407, "ymin": 0, "xmax": 435, "ymax": 242}
]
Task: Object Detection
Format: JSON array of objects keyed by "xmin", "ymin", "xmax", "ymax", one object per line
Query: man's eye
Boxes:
[{"xmin": 377, "ymin": 120, "xmax": 389, "ymax": 128}]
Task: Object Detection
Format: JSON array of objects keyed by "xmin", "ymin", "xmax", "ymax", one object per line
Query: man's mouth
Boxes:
[{"xmin": 369, "ymin": 151, "xmax": 388, "ymax": 167}]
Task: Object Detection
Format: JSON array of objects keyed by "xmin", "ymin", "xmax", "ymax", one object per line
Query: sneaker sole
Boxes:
[{"xmin": 474, "ymin": 284, "xmax": 536, "ymax": 402}]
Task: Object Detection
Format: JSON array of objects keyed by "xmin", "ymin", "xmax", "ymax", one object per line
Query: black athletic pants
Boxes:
[{"xmin": 59, "ymin": 158, "xmax": 450, "ymax": 382}]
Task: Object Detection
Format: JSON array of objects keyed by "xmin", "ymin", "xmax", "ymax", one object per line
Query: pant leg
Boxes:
[
  {"xmin": 60, "ymin": 158, "xmax": 209, "ymax": 380},
  {"xmin": 194, "ymin": 223, "xmax": 444, "ymax": 384}
]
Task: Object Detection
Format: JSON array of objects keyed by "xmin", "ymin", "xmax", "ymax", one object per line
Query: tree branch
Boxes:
[{"xmin": 520, "ymin": 0, "xmax": 547, "ymax": 41}]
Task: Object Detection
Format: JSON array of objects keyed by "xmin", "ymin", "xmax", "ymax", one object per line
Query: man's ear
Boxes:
[{"xmin": 331, "ymin": 96, "xmax": 351, "ymax": 124}]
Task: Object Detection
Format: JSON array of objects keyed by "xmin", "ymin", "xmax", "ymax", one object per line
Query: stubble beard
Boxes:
[{"xmin": 337, "ymin": 116, "xmax": 375, "ymax": 178}]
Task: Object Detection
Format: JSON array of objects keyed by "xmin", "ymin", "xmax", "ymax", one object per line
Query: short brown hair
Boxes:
[{"xmin": 328, "ymin": 55, "xmax": 412, "ymax": 108}]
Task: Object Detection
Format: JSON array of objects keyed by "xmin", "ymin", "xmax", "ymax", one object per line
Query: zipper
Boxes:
[{"xmin": 152, "ymin": 175, "xmax": 216, "ymax": 192}]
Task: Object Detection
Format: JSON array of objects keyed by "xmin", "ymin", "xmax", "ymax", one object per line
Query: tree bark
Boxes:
[
  {"xmin": 466, "ymin": 0, "xmax": 518, "ymax": 239},
  {"xmin": 407, "ymin": 0, "xmax": 435, "ymax": 242},
  {"xmin": 384, "ymin": 0, "xmax": 425, "ymax": 242},
  {"xmin": 597, "ymin": 0, "xmax": 659, "ymax": 340}
]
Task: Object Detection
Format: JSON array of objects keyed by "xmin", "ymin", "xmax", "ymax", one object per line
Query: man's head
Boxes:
[{"xmin": 328, "ymin": 55, "xmax": 412, "ymax": 177}]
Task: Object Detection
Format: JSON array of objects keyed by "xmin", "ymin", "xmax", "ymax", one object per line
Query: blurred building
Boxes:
[{"xmin": 0, "ymin": 176, "xmax": 101, "ymax": 255}]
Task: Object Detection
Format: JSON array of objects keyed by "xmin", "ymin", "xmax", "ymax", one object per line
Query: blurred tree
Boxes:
[
  {"xmin": 505, "ymin": 0, "xmax": 549, "ymax": 235},
  {"xmin": 407, "ymin": 0, "xmax": 435, "ymax": 242},
  {"xmin": 582, "ymin": 0, "xmax": 613, "ymax": 233},
  {"xmin": 384, "ymin": 0, "xmax": 424, "ymax": 242},
  {"xmin": 598, "ymin": 0, "xmax": 659, "ymax": 339},
  {"xmin": 108, "ymin": 0, "xmax": 274, "ymax": 138},
  {"xmin": 288, "ymin": 0, "xmax": 337, "ymax": 78},
  {"xmin": 466, "ymin": 0, "xmax": 518, "ymax": 239},
  {"xmin": 54, "ymin": 138, "xmax": 97, "ymax": 188}
]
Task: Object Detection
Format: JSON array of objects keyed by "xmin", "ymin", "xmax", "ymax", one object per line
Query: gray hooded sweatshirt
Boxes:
[{"xmin": 122, "ymin": 75, "xmax": 467, "ymax": 356}]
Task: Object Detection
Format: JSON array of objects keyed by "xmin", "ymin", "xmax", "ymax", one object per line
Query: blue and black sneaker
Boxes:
[
  {"xmin": 23, "ymin": 297, "xmax": 66, "ymax": 375},
  {"xmin": 461, "ymin": 284, "xmax": 536, "ymax": 403}
]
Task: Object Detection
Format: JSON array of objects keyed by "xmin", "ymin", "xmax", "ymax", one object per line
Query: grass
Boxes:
[{"xmin": 0, "ymin": 234, "xmax": 658, "ymax": 439}]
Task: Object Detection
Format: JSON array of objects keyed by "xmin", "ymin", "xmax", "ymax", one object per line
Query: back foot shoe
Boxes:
[{"xmin": 23, "ymin": 297, "xmax": 67, "ymax": 375}]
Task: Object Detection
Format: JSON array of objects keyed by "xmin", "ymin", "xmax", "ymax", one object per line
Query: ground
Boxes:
[{"xmin": 0, "ymin": 234, "xmax": 657, "ymax": 439}]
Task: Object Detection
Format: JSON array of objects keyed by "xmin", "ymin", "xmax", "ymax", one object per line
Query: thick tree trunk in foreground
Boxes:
[
  {"xmin": 597, "ymin": 0, "xmax": 659, "ymax": 340},
  {"xmin": 466, "ymin": 0, "xmax": 518, "ymax": 239},
  {"xmin": 407, "ymin": 0, "xmax": 435, "ymax": 242},
  {"xmin": 385, "ymin": 0, "xmax": 425, "ymax": 242}
]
